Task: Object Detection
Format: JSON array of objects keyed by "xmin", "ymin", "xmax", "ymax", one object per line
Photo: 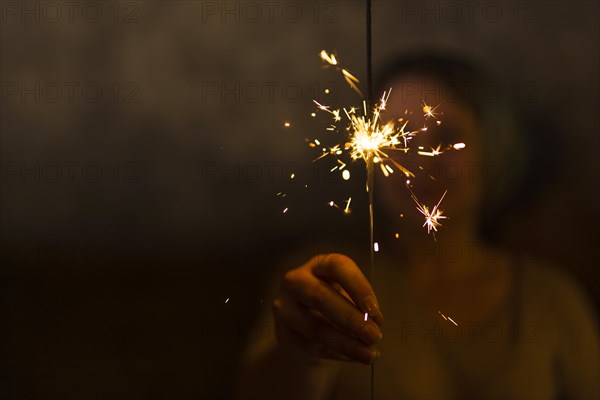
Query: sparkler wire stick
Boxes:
[
  {"xmin": 366, "ymin": 0, "xmax": 373, "ymax": 109},
  {"xmin": 365, "ymin": 1, "xmax": 375, "ymax": 399},
  {"xmin": 367, "ymin": 153, "xmax": 376, "ymax": 400},
  {"xmin": 367, "ymin": 158, "xmax": 375, "ymax": 284}
]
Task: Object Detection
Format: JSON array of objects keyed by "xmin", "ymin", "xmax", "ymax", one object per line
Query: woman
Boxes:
[{"xmin": 235, "ymin": 53, "xmax": 600, "ymax": 399}]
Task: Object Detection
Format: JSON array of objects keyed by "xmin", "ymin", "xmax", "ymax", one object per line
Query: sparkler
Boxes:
[
  {"xmin": 309, "ymin": 51, "xmax": 456, "ymax": 400},
  {"xmin": 306, "ymin": 49, "xmax": 469, "ymax": 398},
  {"xmin": 277, "ymin": 6, "xmax": 463, "ymax": 400}
]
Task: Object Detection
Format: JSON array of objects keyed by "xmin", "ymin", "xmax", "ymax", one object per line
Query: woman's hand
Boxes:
[{"xmin": 272, "ymin": 253, "xmax": 384, "ymax": 365}]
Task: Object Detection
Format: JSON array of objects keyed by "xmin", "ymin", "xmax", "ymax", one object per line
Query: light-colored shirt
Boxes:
[{"xmin": 332, "ymin": 259, "xmax": 600, "ymax": 399}]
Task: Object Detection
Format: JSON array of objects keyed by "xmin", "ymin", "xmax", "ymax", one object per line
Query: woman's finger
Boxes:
[
  {"xmin": 306, "ymin": 309, "xmax": 381, "ymax": 365},
  {"xmin": 273, "ymin": 291, "xmax": 321, "ymax": 341},
  {"xmin": 282, "ymin": 269, "xmax": 383, "ymax": 345},
  {"xmin": 309, "ymin": 253, "xmax": 384, "ymax": 326},
  {"xmin": 274, "ymin": 294, "xmax": 380, "ymax": 364},
  {"xmin": 276, "ymin": 323, "xmax": 357, "ymax": 364}
]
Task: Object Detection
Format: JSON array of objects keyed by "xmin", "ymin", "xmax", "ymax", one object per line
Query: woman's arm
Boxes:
[
  {"xmin": 235, "ymin": 253, "xmax": 383, "ymax": 400},
  {"xmin": 235, "ymin": 309, "xmax": 341, "ymax": 400}
]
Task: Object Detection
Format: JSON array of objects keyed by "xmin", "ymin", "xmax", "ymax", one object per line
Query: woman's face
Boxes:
[{"xmin": 378, "ymin": 74, "xmax": 484, "ymax": 234}]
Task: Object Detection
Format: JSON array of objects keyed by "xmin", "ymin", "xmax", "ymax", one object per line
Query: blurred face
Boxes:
[{"xmin": 378, "ymin": 74, "xmax": 484, "ymax": 235}]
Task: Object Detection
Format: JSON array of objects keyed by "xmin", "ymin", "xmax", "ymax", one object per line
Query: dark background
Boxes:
[{"xmin": 1, "ymin": 1, "xmax": 598, "ymax": 399}]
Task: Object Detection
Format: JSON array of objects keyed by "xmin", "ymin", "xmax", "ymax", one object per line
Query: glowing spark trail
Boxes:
[
  {"xmin": 307, "ymin": 51, "xmax": 464, "ymax": 236},
  {"xmin": 344, "ymin": 197, "xmax": 352, "ymax": 214},
  {"xmin": 438, "ymin": 310, "xmax": 459, "ymax": 326},
  {"xmin": 423, "ymin": 101, "xmax": 442, "ymax": 122},
  {"xmin": 310, "ymin": 53, "xmax": 467, "ymax": 196},
  {"xmin": 312, "ymin": 90, "xmax": 419, "ymax": 182},
  {"xmin": 310, "ymin": 51, "xmax": 462, "ymax": 226},
  {"xmin": 320, "ymin": 50, "xmax": 363, "ymax": 97}
]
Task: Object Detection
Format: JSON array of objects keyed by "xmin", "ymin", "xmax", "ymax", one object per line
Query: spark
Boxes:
[
  {"xmin": 346, "ymin": 95, "xmax": 400, "ymax": 162},
  {"xmin": 320, "ymin": 50, "xmax": 363, "ymax": 97},
  {"xmin": 312, "ymin": 90, "xmax": 419, "ymax": 180},
  {"xmin": 344, "ymin": 197, "xmax": 352, "ymax": 214},
  {"xmin": 418, "ymin": 144, "xmax": 444, "ymax": 157},
  {"xmin": 423, "ymin": 101, "xmax": 441, "ymax": 122},
  {"xmin": 364, "ymin": 312, "xmax": 369, "ymax": 321},
  {"xmin": 438, "ymin": 310, "xmax": 458, "ymax": 326},
  {"xmin": 328, "ymin": 197, "xmax": 352, "ymax": 216},
  {"xmin": 320, "ymin": 50, "xmax": 338, "ymax": 66},
  {"xmin": 430, "ymin": 144, "xmax": 443, "ymax": 155},
  {"xmin": 411, "ymin": 189, "xmax": 448, "ymax": 235},
  {"xmin": 374, "ymin": 242, "xmax": 379, "ymax": 252},
  {"xmin": 225, "ymin": 298, "xmax": 230, "ymax": 303},
  {"xmin": 284, "ymin": 122, "xmax": 291, "ymax": 127}
]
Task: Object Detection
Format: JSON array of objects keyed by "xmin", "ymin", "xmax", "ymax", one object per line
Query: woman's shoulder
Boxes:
[
  {"xmin": 518, "ymin": 256, "xmax": 600, "ymax": 397},
  {"xmin": 519, "ymin": 256, "xmax": 594, "ymax": 312}
]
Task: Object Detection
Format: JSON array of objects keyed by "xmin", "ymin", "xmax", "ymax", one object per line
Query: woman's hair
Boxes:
[{"xmin": 375, "ymin": 50, "xmax": 528, "ymax": 242}]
